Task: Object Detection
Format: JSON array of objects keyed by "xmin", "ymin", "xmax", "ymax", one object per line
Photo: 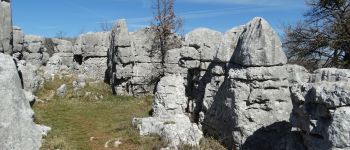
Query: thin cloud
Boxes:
[{"xmin": 179, "ymin": 0, "xmax": 306, "ymax": 7}]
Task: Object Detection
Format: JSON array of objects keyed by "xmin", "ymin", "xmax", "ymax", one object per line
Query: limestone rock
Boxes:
[
  {"xmin": 0, "ymin": 0, "xmax": 13, "ymax": 54},
  {"xmin": 0, "ymin": 53, "xmax": 43, "ymax": 150},
  {"xmin": 131, "ymin": 28, "xmax": 161, "ymax": 63},
  {"xmin": 233, "ymin": 17, "xmax": 287, "ymax": 67},
  {"xmin": 285, "ymin": 65, "xmax": 310, "ymax": 84},
  {"xmin": 221, "ymin": 25, "xmax": 245, "ymax": 62},
  {"xmin": 113, "ymin": 19, "xmax": 131, "ymax": 47},
  {"xmin": 290, "ymin": 68, "xmax": 350, "ymax": 150},
  {"xmin": 153, "ymin": 75, "xmax": 188, "ymax": 117},
  {"xmin": 79, "ymin": 57, "xmax": 107, "ymax": 80},
  {"xmin": 73, "ymin": 74, "xmax": 86, "ymax": 90},
  {"xmin": 13, "ymin": 26, "xmax": 24, "ymax": 53},
  {"xmin": 133, "ymin": 75, "xmax": 203, "ymax": 149},
  {"xmin": 133, "ymin": 115, "xmax": 203, "ymax": 149},
  {"xmin": 311, "ymin": 68, "xmax": 350, "ymax": 82},
  {"xmin": 56, "ymin": 84, "xmax": 67, "ymax": 97},
  {"xmin": 74, "ymin": 32, "xmax": 110, "ymax": 57},
  {"xmin": 165, "ymin": 47, "xmax": 200, "ymax": 64},
  {"xmin": 42, "ymin": 53, "xmax": 63, "ymax": 80},
  {"xmin": 51, "ymin": 38, "xmax": 73, "ymax": 53},
  {"xmin": 116, "ymin": 46, "xmax": 135, "ymax": 64},
  {"xmin": 18, "ymin": 61, "xmax": 44, "ymax": 93},
  {"xmin": 22, "ymin": 52, "xmax": 43, "ymax": 67},
  {"xmin": 24, "ymin": 35, "xmax": 45, "ymax": 53},
  {"xmin": 24, "ymin": 90, "xmax": 36, "ymax": 105},
  {"xmin": 185, "ymin": 28, "xmax": 223, "ymax": 62},
  {"xmin": 201, "ymin": 65, "xmax": 293, "ymax": 149}
]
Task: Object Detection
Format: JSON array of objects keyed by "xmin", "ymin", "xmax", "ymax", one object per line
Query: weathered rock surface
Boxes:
[
  {"xmin": 56, "ymin": 84, "xmax": 67, "ymax": 97},
  {"xmin": 13, "ymin": 26, "xmax": 24, "ymax": 54},
  {"xmin": 133, "ymin": 75, "xmax": 203, "ymax": 149},
  {"xmin": 185, "ymin": 28, "xmax": 223, "ymax": 62},
  {"xmin": 108, "ymin": 20, "xmax": 173, "ymax": 96},
  {"xmin": 233, "ymin": 17, "xmax": 287, "ymax": 67},
  {"xmin": 74, "ymin": 32, "xmax": 110, "ymax": 57},
  {"xmin": 51, "ymin": 38, "xmax": 73, "ymax": 53},
  {"xmin": 290, "ymin": 68, "xmax": 350, "ymax": 150},
  {"xmin": 73, "ymin": 74, "xmax": 86, "ymax": 90},
  {"xmin": 0, "ymin": 0, "xmax": 13, "ymax": 54},
  {"xmin": 18, "ymin": 61, "xmax": 44, "ymax": 93},
  {"xmin": 0, "ymin": 53, "xmax": 44, "ymax": 150}
]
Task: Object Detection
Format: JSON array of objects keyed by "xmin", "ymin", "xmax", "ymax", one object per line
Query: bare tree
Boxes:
[
  {"xmin": 55, "ymin": 31, "xmax": 67, "ymax": 39},
  {"xmin": 283, "ymin": 0, "xmax": 350, "ymax": 70},
  {"xmin": 150, "ymin": 0, "xmax": 183, "ymax": 67},
  {"xmin": 100, "ymin": 21, "xmax": 113, "ymax": 31}
]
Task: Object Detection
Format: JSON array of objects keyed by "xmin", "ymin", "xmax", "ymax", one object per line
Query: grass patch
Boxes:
[{"xmin": 34, "ymin": 76, "xmax": 163, "ymax": 150}]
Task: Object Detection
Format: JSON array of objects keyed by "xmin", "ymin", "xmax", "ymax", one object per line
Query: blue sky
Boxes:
[{"xmin": 12, "ymin": 0, "xmax": 307, "ymax": 38}]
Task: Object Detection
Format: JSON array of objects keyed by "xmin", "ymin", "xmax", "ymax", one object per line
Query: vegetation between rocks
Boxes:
[{"xmin": 33, "ymin": 76, "xmax": 225, "ymax": 150}]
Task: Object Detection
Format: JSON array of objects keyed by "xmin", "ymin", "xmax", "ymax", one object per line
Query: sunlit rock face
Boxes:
[
  {"xmin": 290, "ymin": 68, "xmax": 350, "ymax": 150},
  {"xmin": 0, "ymin": 53, "xmax": 45, "ymax": 150},
  {"xmin": 0, "ymin": 0, "xmax": 13, "ymax": 54}
]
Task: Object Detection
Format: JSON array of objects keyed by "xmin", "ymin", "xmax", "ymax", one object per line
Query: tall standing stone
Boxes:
[
  {"xmin": 0, "ymin": 53, "xmax": 43, "ymax": 150},
  {"xmin": 0, "ymin": 0, "xmax": 13, "ymax": 54},
  {"xmin": 233, "ymin": 17, "xmax": 287, "ymax": 67}
]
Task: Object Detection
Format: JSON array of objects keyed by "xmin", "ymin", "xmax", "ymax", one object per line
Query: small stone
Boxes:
[{"xmin": 56, "ymin": 84, "xmax": 67, "ymax": 97}]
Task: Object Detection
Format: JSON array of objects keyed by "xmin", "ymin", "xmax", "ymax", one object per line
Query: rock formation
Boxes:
[
  {"xmin": 1, "ymin": 6, "xmax": 349, "ymax": 148},
  {"xmin": 108, "ymin": 19, "xmax": 180, "ymax": 96},
  {"xmin": 73, "ymin": 31, "xmax": 110, "ymax": 80},
  {"xmin": 131, "ymin": 17, "xmax": 350, "ymax": 150},
  {"xmin": 0, "ymin": 0, "xmax": 13, "ymax": 54},
  {"xmin": 133, "ymin": 75, "xmax": 203, "ymax": 149},
  {"xmin": 290, "ymin": 68, "xmax": 350, "ymax": 150},
  {"xmin": 0, "ymin": 53, "xmax": 47, "ymax": 150}
]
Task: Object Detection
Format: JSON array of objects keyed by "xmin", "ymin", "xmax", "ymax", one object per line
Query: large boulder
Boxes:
[
  {"xmin": 131, "ymin": 28, "xmax": 161, "ymax": 63},
  {"xmin": 0, "ymin": 0, "xmax": 13, "ymax": 54},
  {"xmin": 290, "ymin": 68, "xmax": 350, "ymax": 150},
  {"xmin": 201, "ymin": 65, "xmax": 294, "ymax": 149},
  {"xmin": 13, "ymin": 26, "xmax": 24, "ymax": 54},
  {"xmin": 113, "ymin": 19, "xmax": 131, "ymax": 47},
  {"xmin": 74, "ymin": 32, "xmax": 110, "ymax": 57},
  {"xmin": 24, "ymin": 35, "xmax": 45, "ymax": 53},
  {"xmin": 51, "ymin": 38, "xmax": 73, "ymax": 53},
  {"xmin": 18, "ymin": 61, "xmax": 44, "ymax": 93},
  {"xmin": 233, "ymin": 17, "xmax": 287, "ymax": 67},
  {"xmin": 133, "ymin": 75, "xmax": 203, "ymax": 149},
  {"xmin": 185, "ymin": 28, "xmax": 224, "ymax": 62},
  {"xmin": 0, "ymin": 53, "xmax": 44, "ymax": 150}
]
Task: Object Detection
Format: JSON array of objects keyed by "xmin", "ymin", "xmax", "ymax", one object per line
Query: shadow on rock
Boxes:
[{"xmin": 242, "ymin": 121, "xmax": 305, "ymax": 150}]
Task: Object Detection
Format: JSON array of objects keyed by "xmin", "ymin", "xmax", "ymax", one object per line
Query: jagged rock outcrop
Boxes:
[
  {"xmin": 290, "ymin": 68, "xmax": 350, "ymax": 150},
  {"xmin": 133, "ymin": 75, "xmax": 203, "ymax": 149},
  {"xmin": 0, "ymin": 0, "xmax": 13, "ymax": 54},
  {"xmin": 74, "ymin": 32, "xmax": 110, "ymax": 80},
  {"xmin": 17, "ymin": 61, "xmax": 44, "ymax": 92},
  {"xmin": 162, "ymin": 17, "xmax": 294, "ymax": 150},
  {"xmin": 233, "ymin": 17, "xmax": 287, "ymax": 67},
  {"xmin": 108, "ymin": 19, "xmax": 181, "ymax": 96},
  {"xmin": 13, "ymin": 26, "xmax": 24, "ymax": 57},
  {"xmin": 0, "ymin": 53, "xmax": 46, "ymax": 150}
]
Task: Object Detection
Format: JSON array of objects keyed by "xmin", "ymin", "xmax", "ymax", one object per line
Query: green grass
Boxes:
[
  {"xmin": 33, "ymin": 75, "xmax": 226, "ymax": 150},
  {"xmin": 34, "ymin": 76, "xmax": 164, "ymax": 150}
]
